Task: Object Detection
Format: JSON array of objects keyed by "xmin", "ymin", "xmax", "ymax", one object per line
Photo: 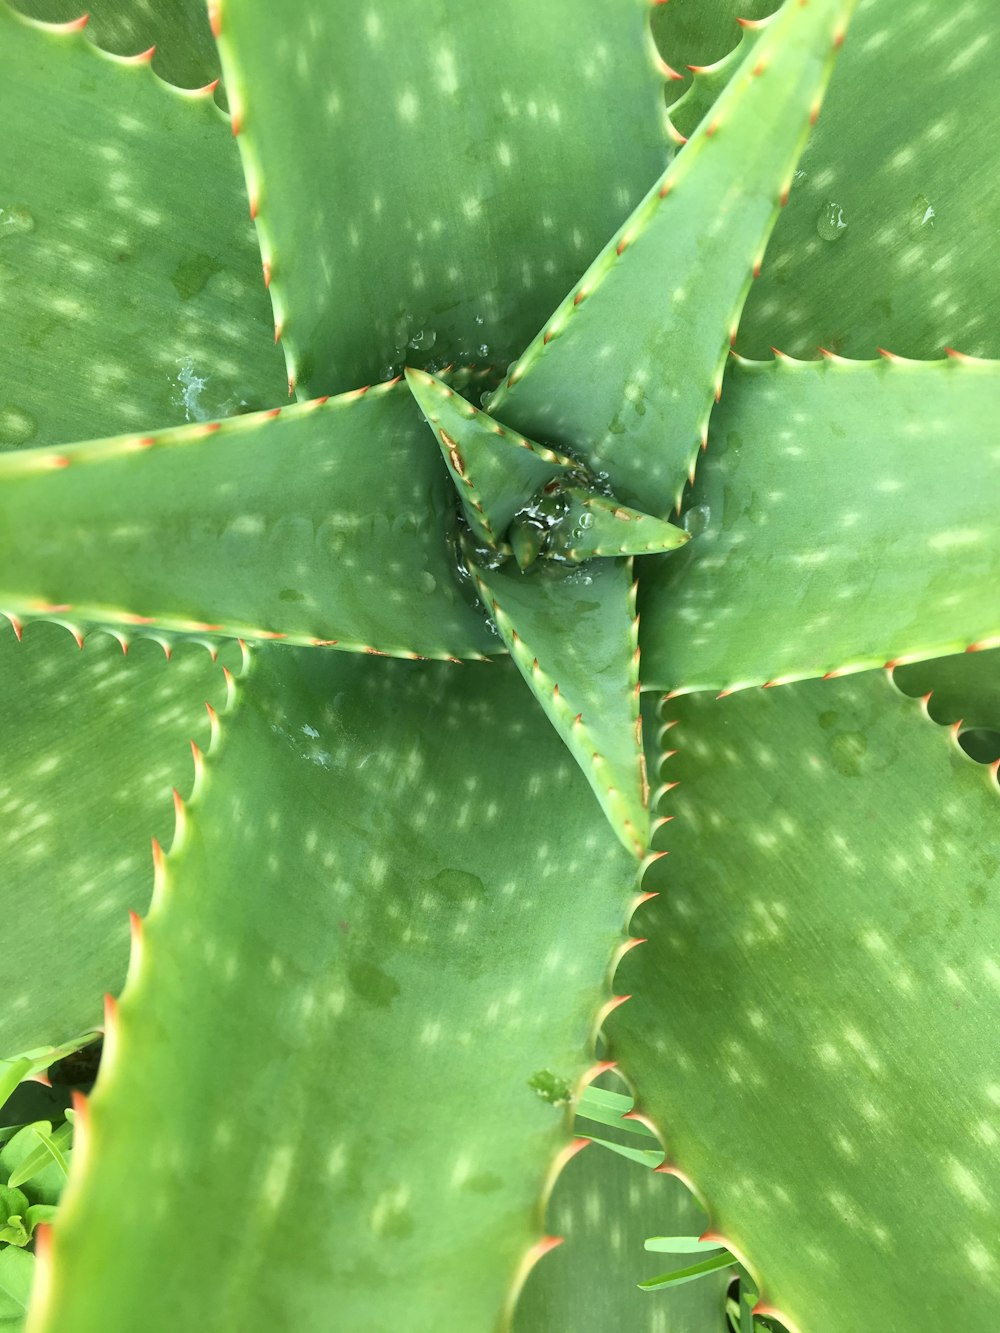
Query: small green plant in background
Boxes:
[{"xmin": 1, "ymin": 0, "xmax": 998, "ymax": 1329}]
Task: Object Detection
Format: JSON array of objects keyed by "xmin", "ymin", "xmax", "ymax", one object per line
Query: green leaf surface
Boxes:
[
  {"xmin": 0, "ymin": 621, "xmax": 231, "ymax": 1057},
  {"xmin": 667, "ymin": 26, "xmax": 764, "ymax": 142},
  {"xmin": 894, "ymin": 648, "xmax": 1000, "ymax": 732},
  {"xmin": 0, "ymin": 4, "xmax": 285, "ymax": 452},
  {"xmin": 610, "ymin": 670, "xmax": 1000, "ymax": 1330},
  {"xmin": 404, "ymin": 368, "xmax": 574, "ymax": 549},
  {"xmin": 639, "ymin": 1250, "xmax": 736, "ymax": 1292},
  {"xmin": 651, "ymin": 0, "xmax": 773, "ymax": 87},
  {"xmin": 740, "ymin": 0, "xmax": 1000, "ymax": 359},
  {"xmin": 0, "ymin": 384, "xmax": 496, "ymax": 660},
  {"xmin": 11, "ymin": 0, "xmax": 220, "ymax": 89},
  {"xmin": 0, "ymin": 1247, "xmax": 32, "ymax": 1327},
  {"xmin": 488, "ymin": 0, "xmax": 854, "ymax": 516},
  {"xmin": 514, "ymin": 1133, "xmax": 727, "ymax": 1331},
  {"xmin": 213, "ymin": 0, "xmax": 670, "ymax": 399},
  {"xmin": 473, "ymin": 559, "xmax": 648, "ymax": 857},
  {"xmin": 640, "ymin": 356, "xmax": 1000, "ymax": 692},
  {"xmin": 547, "ymin": 491, "xmax": 689, "ymax": 563},
  {"xmin": 35, "ymin": 650, "xmax": 637, "ymax": 1333}
]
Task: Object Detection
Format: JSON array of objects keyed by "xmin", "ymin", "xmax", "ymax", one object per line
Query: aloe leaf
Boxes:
[
  {"xmin": 894, "ymin": 648, "xmax": 1000, "ymax": 732},
  {"xmin": 546, "ymin": 492, "xmax": 689, "ymax": 563},
  {"xmin": 11, "ymin": 0, "xmax": 220, "ymax": 89},
  {"xmin": 473, "ymin": 559, "xmax": 649, "ymax": 857},
  {"xmin": 610, "ymin": 669, "xmax": 1000, "ymax": 1329},
  {"xmin": 514, "ymin": 1123, "xmax": 726, "ymax": 1330},
  {"xmin": 667, "ymin": 25, "xmax": 764, "ymax": 142},
  {"xmin": 651, "ymin": 0, "xmax": 772, "ymax": 84},
  {"xmin": 0, "ymin": 1247, "xmax": 33, "ymax": 1326},
  {"xmin": 488, "ymin": 0, "xmax": 855, "ymax": 516},
  {"xmin": 741, "ymin": 0, "xmax": 1000, "ymax": 358},
  {"xmin": 0, "ymin": 6, "xmax": 284, "ymax": 452},
  {"xmin": 640, "ymin": 356, "xmax": 1000, "ymax": 693},
  {"xmin": 0, "ymin": 384, "xmax": 496, "ymax": 661},
  {"xmin": 404, "ymin": 368, "xmax": 574, "ymax": 549},
  {"xmin": 0, "ymin": 621, "xmax": 232, "ymax": 1056},
  {"xmin": 33, "ymin": 649, "xmax": 637, "ymax": 1332},
  {"xmin": 212, "ymin": 0, "xmax": 670, "ymax": 399}
]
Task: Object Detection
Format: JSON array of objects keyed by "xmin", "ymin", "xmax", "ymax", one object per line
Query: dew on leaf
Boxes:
[
  {"xmin": 682, "ymin": 504, "xmax": 712, "ymax": 538},
  {"xmin": 816, "ymin": 201, "xmax": 849, "ymax": 242},
  {"xmin": 408, "ymin": 328, "xmax": 437, "ymax": 351},
  {"xmin": 528, "ymin": 1069, "xmax": 572, "ymax": 1105}
]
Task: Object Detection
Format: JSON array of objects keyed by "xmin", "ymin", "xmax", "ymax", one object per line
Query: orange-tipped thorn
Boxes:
[
  {"xmin": 71, "ymin": 1087, "xmax": 89, "ymax": 1120},
  {"xmin": 208, "ymin": 1, "xmax": 222, "ymax": 38},
  {"xmin": 633, "ymin": 888, "xmax": 659, "ymax": 908},
  {"xmin": 7, "ymin": 616, "xmax": 23, "ymax": 641},
  {"xmin": 262, "ymin": 259, "xmax": 271, "ymax": 288},
  {"xmin": 29, "ymin": 1071, "xmax": 52, "ymax": 1088}
]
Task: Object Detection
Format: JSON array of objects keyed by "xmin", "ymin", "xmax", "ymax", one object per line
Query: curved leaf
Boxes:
[
  {"xmin": 0, "ymin": 384, "xmax": 497, "ymax": 661},
  {"xmin": 894, "ymin": 648, "xmax": 1000, "ymax": 732},
  {"xmin": 640, "ymin": 356, "xmax": 1000, "ymax": 693},
  {"xmin": 34, "ymin": 650, "xmax": 637, "ymax": 1332},
  {"xmin": 0, "ymin": 621, "xmax": 231, "ymax": 1058},
  {"xmin": 0, "ymin": 5, "xmax": 284, "ymax": 452},
  {"xmin": 213, "ymin": 0, "xmax": 670, "ymax": 398},
  {"xmin": 740, "ymin": 0, "xmax": 1000, "ymax": 359},
  {"xmin": 489, "ymin": 0, "xmax": 855, "ymax": 516},
  {"xmin": 611, "ymin": 670, "xmax": 1000, "ymax": 1330}
]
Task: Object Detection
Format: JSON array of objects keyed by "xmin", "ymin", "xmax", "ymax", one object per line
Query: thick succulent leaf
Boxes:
[
  {"xmin": 488, "ymin": 0, "xmax": 854, "ymax": 516},
  {"xmin": 0, "ymin": 622, "xmax": 231, "ymax": 1058},
  {"xmin": 667, "ymin": 26, "xmax": 764, "ymax": 142},
  {"xmin": 11, "ymin": 0, "xmax": 219, "ymax": 89},
  {"xmin": 34, "ymin": 650, "xmax": 637, "ymax": 1333},
  {"xmin": 0, "ymin": 5, "xmax": 284, "ymax": 452},
  {"xmin": 894, "ymin": 648, "xmax": 1000, "ymax": 732},
  {"xmin": 741, "ymin": 0, "xmax": 1000, "ymax": 359},
  {"xmin": 640, "ymin": 356, "xmax": 1000, "ymax": 693},
  {"xmin": 515, "ymin": 1130, "xmax": 727, "ymax": 1330},
  {"xmin": 610, "ymin": 670, "xmax": 1000, "ymax": 1331},
  {"xmin": 405, "ymin": 368, "xmax": 574, "ymax": 549},
  {"xmin": 473, "ymin": 559, "xmax": 648, "ymax": 857},
  {"xmin": 0, "ymin": 384, "xmax": 496, "ymax": 661},
  {"xmin": 212, "ymin": 0, "xmax": 670, "ymax": 398},
  {"xmin": 651, "ymin": 0, "xmax": 773, "ymax": 85},
  {"xmin": 548, "ymin": 491, "xmax": 689, "ymax": 563}
]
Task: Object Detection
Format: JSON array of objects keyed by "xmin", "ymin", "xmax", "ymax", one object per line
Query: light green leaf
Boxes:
[
  {"xmin": 640, "ymin": 356, "xmax": 1000, "ymax": 693},
  {"xmin": 34, "ymin": 651, "xmax": 637, "ymax": 1332},
  {"xmin": 0, "ymin": 5, "xmax": 285, "ymax": 452},
  {"xmin": 741, "ymin": 0, "xmax": 1000, "ymax": 359},
  {"xmin": 6, "ymin": 1123, "xmax": 70, "ymax": 1191},
  {"xmin": 473, "ymin": 558, "xmax": 649, "ymax": 856},
  {"xmin": 0, "ymin": 621, "xmax": 232, "ymax": 1056},
  {"xmin": 544, "ymin": 491, "xmax": 689, "ymax": 563},
  {"xmin": 666, "ymin": 25, "xmax": 764, "ymax": 142},
  {"xmin": 489, "ymin": 0, "xmax": 855, "ymax": 516},
  {"xmin": 404, "ymin": 368, "xmax": 574, "ymax": 549},
  {"xmin": 11, "ymin": 0, "xmax": 220, "ymax": 89},
  {"xmin": 645, "ymin": 1237, "xmax": 724, "ymax": 1255},
  {"xmin": 0, "ymin": 384, "xmax": 496, "ymax": 660},
  {"xmin": 611, "ymin": 669, "xmax": 1000, "ymax": 1329},
  {"xmin": 638, "ymin": 1250, "xmax": 736, "ymax": 1291},
  {"xmin": 0, "ymin": 1247, "xmax": 33, "ymax": 1327},
  {"xmin": 213, "ymin": 0, "xmax": 670, "ymax": 398}
]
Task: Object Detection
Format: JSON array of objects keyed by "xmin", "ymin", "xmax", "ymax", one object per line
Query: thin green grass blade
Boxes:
[
  {"xmin": 404, "ymin": 368, "xmax": 574, "ymax": 549},
  {"xmin": 473, "ymin": 558, "xmax": 649, "ymax": 857},
  {"xmin": 645, "ymin": 1237, "xmax": 725, "ymax": 1255},
  {"xmin": 0, "ymin": 384, "xmax": 496, "ymax": 660},
  {"xmin": 740, "ymin": 0, "xmax": 1000, "ymax": 359},
  {"xmin": 0, "ymin": 621, "xmax": 232, "ymax": 1056},
  {"xmin": 514, "ymin": 1120, "xmax": 726, "ymax": 1331},
  {"xmin": 488, "ymin": 0, "xmax": 855, "ymax": 516},
  {"xmin": 640, "ymin": 356, "xmax": 1000, "ymax": 693},
  {"xmin": 610, "ymin": 670, "xmax": 1000, "ymax": 1329},
  {"xmin": 0, "ymin": 5, "xmax": 284, "ymax": 452},
  {"xmin": 212, "ymin": 0, "xmax": 670, "ymax": 399},
  {"xmin": 33, "ymin": 651, "xmax": 637, "ymax": 1332},
  {"xmin": 638, "ymin": 1250, "xmax": 736, "ymax": 1292},
  {"xmin": 11, "ymin": 0, "xmax": 220, "ymax": 89}
]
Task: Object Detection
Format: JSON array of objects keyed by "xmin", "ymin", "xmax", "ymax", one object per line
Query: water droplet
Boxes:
[
  {"xmin": 408, "ymin": 328, "xmax": 437, "ymax": 351},
  {"xmin": 816, "ymin": 201, "xmax": 848, "ymax": 242},
  {"xmin": 0, "ymin": 205, "xmax": 35, "ymax": 241},
  {"xmin": 0, "ymin": 406, "xmax": 38, "ymax": 448},
  {"xmin": 477, "ymin": 343, "xmax": 490, "ymax": 358},
  {"xmin": 175, "ymin": 358, "xmax": 211, "ymax": 422},
  {"xmin": 579, "ymin": 511, "xmax": 595, "ymax": 530},
  {"xmin": 473, "ymin": 314, "xmax": 485, "ymax": 326},
  {"xmin": 682, "ymin": 504, "xmax": 711, "ymax": 538}
]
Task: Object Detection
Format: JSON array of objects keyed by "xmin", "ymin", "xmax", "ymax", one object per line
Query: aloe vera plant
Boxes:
[{"xmin": 2, "ymin": 0, "xmax": 999, "ymax": 1328}]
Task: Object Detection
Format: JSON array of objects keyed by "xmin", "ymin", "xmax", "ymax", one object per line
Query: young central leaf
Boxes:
[
  {"xmin": 404, "ymin": 368, "xmax": 575, "ymax": 548},
  {"xmin": 472, "ymin": 556, "xmax": 649, "ymax": 858}
]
